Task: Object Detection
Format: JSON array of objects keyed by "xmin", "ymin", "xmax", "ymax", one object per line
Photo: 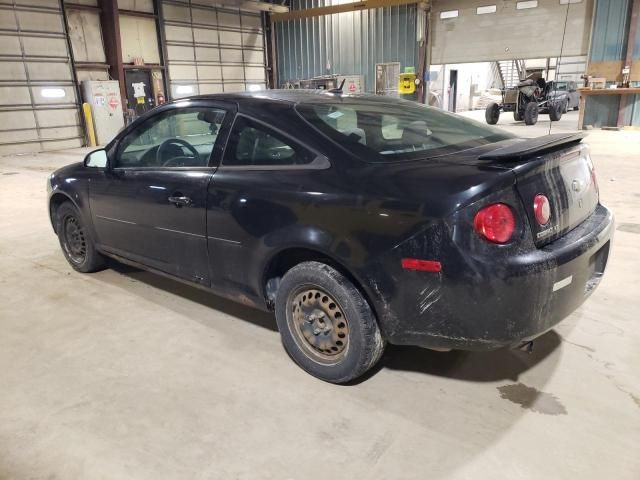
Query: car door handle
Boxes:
[{"xmin": 168, "ymin": 195, "xmax": 192, "ymax": 207}]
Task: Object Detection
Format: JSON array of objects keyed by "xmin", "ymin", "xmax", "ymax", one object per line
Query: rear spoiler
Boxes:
[{"xmin": 479, "ymin": 132, "xmax": 587, "ymax": 161}]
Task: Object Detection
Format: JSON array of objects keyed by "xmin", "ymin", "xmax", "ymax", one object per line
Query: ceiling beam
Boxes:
[
  {"xmin": 271, "ymin": 0, "xmax": 419, "ymax": 22},
  {"xmin": 212, "ymin": 0, "xmax": 289, "ymax": 13}
]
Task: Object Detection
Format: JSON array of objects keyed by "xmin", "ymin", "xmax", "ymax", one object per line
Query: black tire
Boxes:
[
  {"xmin": 485, "ymin": 102, "xmax": 500, "ymax": 125},
  {"xmin": 274, "ymin": 261, "xmax": 385, "ymax": 384},
  {"xmin": 524, "ymin": 101, "xmax": 539, "ymax": 125},
  {"xmin": 55, "ymin": 202, "xmax": 106, "ymax": 273},
  {"xmin": 549, "ymin": 102, "xmax": 564, "ymax": 122},
  {"xmin": 513, "ymin": 110, "xmax": 524, "ymax": 121}
]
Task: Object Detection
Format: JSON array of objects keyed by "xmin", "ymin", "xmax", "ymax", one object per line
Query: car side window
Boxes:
[
  {"xmin": 117, "ymin": 108, "xmax": 226, "ymax": 168},
  {"xmin": 223, "ymin": 116, "xmax": 315, "ymax": 167}
]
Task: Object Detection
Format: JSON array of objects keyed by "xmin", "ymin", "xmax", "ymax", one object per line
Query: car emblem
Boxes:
[{"xmin": 571, "ymin": 179, "xmax": 584, "ymax": 193}]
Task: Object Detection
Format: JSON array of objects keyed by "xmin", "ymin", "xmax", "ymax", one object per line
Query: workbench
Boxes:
[{"xmin": 578, "ymin": 88, "xmax": 640, "ymax": 129}]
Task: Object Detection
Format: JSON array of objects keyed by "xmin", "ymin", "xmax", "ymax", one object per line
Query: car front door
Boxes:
[
  {"xmin": 568, "ymin": 81, "xmax": 579, "ymax": 109},
  {"xmin": 89, "ymin": 102, "xmax": 234, "ymax": 284}
]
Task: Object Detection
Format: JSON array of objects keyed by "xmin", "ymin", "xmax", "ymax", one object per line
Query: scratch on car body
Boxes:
[{"xmin": 418, "ymin": 284, "xmax": 441, "ymax": 314}]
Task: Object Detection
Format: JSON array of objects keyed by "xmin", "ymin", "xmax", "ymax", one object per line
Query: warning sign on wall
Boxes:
[{"xmin": 107, "ymin": 93, "xmax": 120, "ymax": 110}]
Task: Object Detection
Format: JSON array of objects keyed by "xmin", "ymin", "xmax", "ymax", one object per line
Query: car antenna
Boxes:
[
  {"xmin": 550, "ymin": 1, "xmax": 570, "ymax": 135},
  {"xmin": 327, "ymin": 79, "xmax": 346, "ymax": 94}
]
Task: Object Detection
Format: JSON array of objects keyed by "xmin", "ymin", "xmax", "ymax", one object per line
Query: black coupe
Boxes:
[{"xmin": 48, "ymin": 91, "xmax": 613, "ymax": 383}]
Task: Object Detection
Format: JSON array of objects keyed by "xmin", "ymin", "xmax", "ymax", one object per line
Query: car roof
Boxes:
[{"xmin": 179, "ymin": 89, "xmax": 394, "ymax": 107}]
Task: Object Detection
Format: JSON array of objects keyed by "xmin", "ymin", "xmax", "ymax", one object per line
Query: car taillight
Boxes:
[
  {"xmin": 533, "ymin": 194, "xmax": 551, "ymax": 225},
  {"xmin": 473, "ymin": 203, "xmax": 515, "ymax": 244}
]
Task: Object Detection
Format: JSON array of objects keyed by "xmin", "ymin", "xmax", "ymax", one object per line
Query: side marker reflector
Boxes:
[{"xmin": 401, "ymin": 258, "xmax": 442, "ymax": 272}]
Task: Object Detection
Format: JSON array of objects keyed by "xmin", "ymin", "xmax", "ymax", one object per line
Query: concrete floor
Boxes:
[{"xmin": 1, "ymin": 110, "xmax": 639, "ymax": 479}]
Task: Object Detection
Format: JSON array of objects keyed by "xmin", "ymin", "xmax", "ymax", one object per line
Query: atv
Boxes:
[{"xmin": 485, "ymin": 72, "xmax": 567, "ymax": 126}]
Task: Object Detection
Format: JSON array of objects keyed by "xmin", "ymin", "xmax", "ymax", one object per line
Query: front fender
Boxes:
[{"xmin": 48, "ymin": 164, "xmax": 94, "ymax": 237}]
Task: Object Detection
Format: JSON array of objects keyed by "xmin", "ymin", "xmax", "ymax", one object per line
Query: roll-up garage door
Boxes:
[
  {"xmin": 0, "ymin": 0, "xmax": 82, "ymax": 155},
  {"xmin": 160, "ymin": 0, "xmax": 267, "ymax": 98},
  {"xmin": 431, "ymin": 0, "xmax": 593, "ymax": 64}
]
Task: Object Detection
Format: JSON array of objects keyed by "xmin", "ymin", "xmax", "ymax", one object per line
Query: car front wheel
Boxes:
[
  {"xmin": 56, "ymin": 202, "xmax": 106, "ymax": 273},
  {"xmin": 485, "ymin": 102, "xmax": 500, "ymax": 125},
  {"xmin": 275, "ymin": 261, "xmax": 385, "ymax": 384}
]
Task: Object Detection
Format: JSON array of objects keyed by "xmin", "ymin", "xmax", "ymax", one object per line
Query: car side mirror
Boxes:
[{"xmin": 84, "ymin": 149, "xmax": 109, "ymax": 169}]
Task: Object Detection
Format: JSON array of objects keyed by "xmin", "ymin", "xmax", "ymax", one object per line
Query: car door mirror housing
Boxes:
[{"xmin": 84, "ymin": 149, "xmax": 109, "ymax": 169}]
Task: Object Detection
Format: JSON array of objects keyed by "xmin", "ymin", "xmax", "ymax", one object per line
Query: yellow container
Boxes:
[{"xmin": 399, "ymin": 73, "xmax": 417, "ymax": 94}]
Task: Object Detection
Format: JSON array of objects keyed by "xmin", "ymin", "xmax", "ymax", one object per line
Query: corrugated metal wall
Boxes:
[
  {"xmin": 585, "ymin": 0, "xmax": 640, "ymax": 127},
  {"xmin": 589, "ymin": 0, "xmax": 631, "ymax": 63},
  {"xmin": 275, "ymin": 0, "xmax": 418, "ymax": 92}
]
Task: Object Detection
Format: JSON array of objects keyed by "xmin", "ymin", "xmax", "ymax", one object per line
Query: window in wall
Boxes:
[
  {"xmin": 223, "ymin": 117, "xmax": 315, "ymax": 167},
  {"xmin": 516, "ymin": 1, "xmax": 538, "ymax": 9},
  {"xmin": 118, "ymin": 108, "xmax": 227, "ymax": 168},
  {"xmin": 440, "ymin": 10, "xmax": 459, "ymax": 19},
  {"xmin": 476, "ymin": 5, "xmax": 497, "ymax": 14}
]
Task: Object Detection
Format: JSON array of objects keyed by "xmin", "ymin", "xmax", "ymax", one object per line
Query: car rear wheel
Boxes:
[
  {"xmin": 524, "ymin": 101, "xmax": 539, "ymax": 125},
  {"xmin": 56, "ymin": 202, "xmax": 106, "ymax": 273},
  {"xmin": 485, "ymin": 102, "xmax": 500, "ymax": 125},
  {"xmin": 274, "ymin": 261, "xmax": 385, "ymax": 384}
]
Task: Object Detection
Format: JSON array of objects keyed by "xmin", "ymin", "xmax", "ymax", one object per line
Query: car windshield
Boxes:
[
  {"xmin": 554, "ymin": 82, "xmax": 568, "ymax": 91},
  {"xmin": 296, "ymin": 97, "xmax": 514, "ymax": 163}
]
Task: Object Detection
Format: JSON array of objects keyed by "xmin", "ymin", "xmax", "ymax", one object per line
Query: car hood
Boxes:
[
  {"xmin": 52, "ymin": 161, "xmax": 84, "ymax": 178},
  {"xmin": 547, "ymin": 91, "xmax": 569, "ymax": 98}
]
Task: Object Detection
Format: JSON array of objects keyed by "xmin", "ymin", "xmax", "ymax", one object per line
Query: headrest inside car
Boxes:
[{"xmin": 198, "ymin": 110, "xmax": 225, "ymax": 124}]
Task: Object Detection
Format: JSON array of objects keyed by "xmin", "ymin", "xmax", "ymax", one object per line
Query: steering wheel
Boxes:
[{"xmin": 156, "ymin": 138, "xmax": 200, "ymax": 167}]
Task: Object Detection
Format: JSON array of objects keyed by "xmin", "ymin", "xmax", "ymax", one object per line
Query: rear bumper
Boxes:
[{"xmin": 376, "ymin": 204, "xmax": 613, "ymax": 350}]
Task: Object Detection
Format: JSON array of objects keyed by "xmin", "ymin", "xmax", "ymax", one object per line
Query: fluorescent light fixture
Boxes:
[
  {"xmin": 560, "ymin": 0, "xmax": 581, "ymax": 3},
  {"xmin": 477, "ymin": 5, "xmax": 497, "ymax": 14},
  {"xmin": 40, "ymin": 88, "xmax": 65, "ymax": 98},
  {"xmin": 247, "ymin": 84, "xmax": 263, "ymax": 92},
  {"xmin": 175, "ymin": 85, "xmax": 194, "ymax": 94},
  {"xmin": 440, "ymin": 10, "xmax": 458, "ymax": 19},
  {"xmin": 516, "ymin": 1, "xmax": 538, "ymax": 9}
]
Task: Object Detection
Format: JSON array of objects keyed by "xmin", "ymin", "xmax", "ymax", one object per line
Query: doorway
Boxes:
[
  {"xmin": 124, "ymin": 69, "xmax": 153, "ymax": 123},
  {"xmin": 448, "ymin": 69, "xmax": 458, "ymax": 112}
]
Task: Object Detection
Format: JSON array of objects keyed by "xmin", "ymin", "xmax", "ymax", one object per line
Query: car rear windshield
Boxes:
[{"xmin": 296, "ymin": 98, "xmax": 514, "ymax": 163}]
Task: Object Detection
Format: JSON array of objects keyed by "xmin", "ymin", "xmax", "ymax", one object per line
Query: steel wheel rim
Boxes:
[
  {"xmin": 287, "ymin": 285, "xmax": 349, "ymax": 365},
  {"xmin": 62, "ymin": 215, "xmax": 87, "ymax": 265}
]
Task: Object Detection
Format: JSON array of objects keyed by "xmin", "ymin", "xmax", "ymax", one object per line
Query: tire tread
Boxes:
[{"xmin": 275, "ymin": 261, "xmax": 385, "ymax": 383}]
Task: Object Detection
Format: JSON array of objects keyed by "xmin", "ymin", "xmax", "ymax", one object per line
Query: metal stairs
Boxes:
[{"xmin": 496, "ymin": 60, "xmax": 526, "ymax": 88}]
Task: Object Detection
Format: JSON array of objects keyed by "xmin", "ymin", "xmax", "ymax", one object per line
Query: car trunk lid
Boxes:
[{"xmin": 474, "ymin": 133, "xmax": 598, "ymax": 246}]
